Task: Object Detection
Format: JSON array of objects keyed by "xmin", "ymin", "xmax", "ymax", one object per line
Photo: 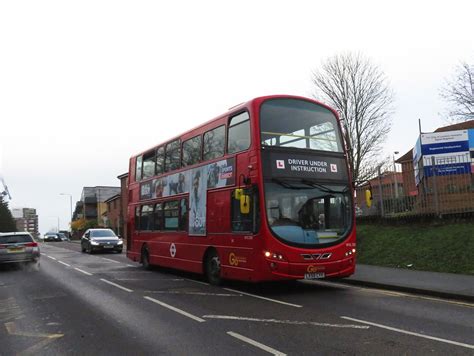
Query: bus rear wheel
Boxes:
[
  {"xmin": 205, "ymin": 250, "xmax": 222, "ymax": 285},
  {"xmin": 141, "ymin": 246, "xmax": 151, "ymax": 270}
]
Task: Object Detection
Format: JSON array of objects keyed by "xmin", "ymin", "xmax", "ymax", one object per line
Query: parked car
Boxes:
[
  {"xmin": 44, "ymin": 232, "xmax": 62, "ymax": 242},
  {"xmin": 81, "ymin": 228, "xmax": 123, "ymax": 254},
  {"xmin": 0, "ymin": 232, "xmax": 40, "ymax": 267}
]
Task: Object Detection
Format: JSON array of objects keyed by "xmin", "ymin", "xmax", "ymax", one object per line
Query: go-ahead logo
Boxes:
[
  {"xmin": 307, "ymin": 264, "xmax": 324, "ymax": 273},
  {"xmin": 229, "ymin": 252, "xmax": 247, "ymax": 266}
]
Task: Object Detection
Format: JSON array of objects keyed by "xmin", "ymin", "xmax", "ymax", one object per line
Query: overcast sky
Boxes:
[{"xmin": 1, "ymin": 0, "xmax": 473, "ymax": 233}]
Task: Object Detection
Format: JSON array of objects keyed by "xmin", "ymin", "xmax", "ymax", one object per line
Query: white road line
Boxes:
[
  {"xmin": 144, "ymin": 296, "xmax": 205, "ymax": 323},
  {"xmin": 58, "ymin": 261, "xmax": 70, "ymax": 267},
  {"xmin": 126, "ymin": 264, "xmax": 136, "ymax": 267},
  {"xmin": 227, "ymin": 331, "xmax": 286, "ymax": 356},
  {"xmin": 46, "ymin": 256, "xmax": 57, "ymax": 260},
  {"xmin": 204, "ymin": 315, "xmax": 369, "ymax": 329},
  {"xmin": 341, "ymin": 316, "xmax": 474, "ymax": 350},
  {"xmin": 145, "ymin": 291, "xmax": 238, "ymax": 297},
  {"xmin": 101, "ymin": 258, "xmax": 121, "ymax": 264},
  {"xmin": 223, "ymin": 288, "xmax": 302, "ymax": 308},
  {"xmin": 74, "ymin": 268, "xmax": 92, "ymax": 276},
  {"xmin": 100, "ymin": 279, "xmax": 133, "ymax": 292},
  {"xmin": 184, "ymin": 278, "xmax": 209, "ymax": 286}
]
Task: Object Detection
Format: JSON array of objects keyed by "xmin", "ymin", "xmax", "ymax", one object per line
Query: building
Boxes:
[
  {"xmin": 12, "ymin": 208, "xmax": 39, "ymax": 237},
  {"xmin": 396, "ymin": 120, "xmax": 474, "ymax": 215},
  {"xmin": 104, "ymin": 194, "xmax": 121, "ymax": 235},
  {"xmin": 117, "ymin": 173, "xmax": 129, "ymax": 241},
  {"xmin": 73, "ymin": 186, "xmax": 121, "ymax": 226}
]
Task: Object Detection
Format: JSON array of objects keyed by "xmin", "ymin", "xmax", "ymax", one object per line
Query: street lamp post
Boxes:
[
  {"xmin": 60, "ymin": 193, "xmax": 73, "ymax": 231},
  {"xmin": 393, "ymin": 151, "xmax": 399, "ymax": 199}
]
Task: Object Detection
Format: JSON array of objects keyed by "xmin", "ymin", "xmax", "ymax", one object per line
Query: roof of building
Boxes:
[
  {"xmin": 104, "ymin": 194, "xmax": 121, "ymax": 203},
  {"xmin": 117, "ymin": 172, "xmax": 128, "ymax": 179}
]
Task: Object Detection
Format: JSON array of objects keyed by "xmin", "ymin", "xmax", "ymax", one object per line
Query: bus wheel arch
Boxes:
[
  {"xmin": 203, "ymin": 247, "xmax": 222, "ymax": 285},
  {"xmin": 141, "ymin": 244, "xmax": 151, "ymax": 270}
]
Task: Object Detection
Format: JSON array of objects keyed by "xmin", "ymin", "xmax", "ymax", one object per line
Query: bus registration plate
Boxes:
[{"xmin": 304, "ymin": 272, "xmax": 325, "ymax": 280}]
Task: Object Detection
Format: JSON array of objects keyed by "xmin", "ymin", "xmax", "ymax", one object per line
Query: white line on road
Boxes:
[
  {"xmin": 204, "ymin": 315, "xmax": 369, "ymax": 329},
  {"xmin": 184, "ymin": 278, "xmax": 209, "ymax": 286},
  {"xmin": 74, "ymin": 268, "xmax": 93, "ymax": 276},
  {"xmin": 58, "ymin": 261, "xmax": 70, "ymax": 267},
  {"xmin": 46, "ymin": 256, "xmax": 57, "ymax": 260},
  {"xmin": 145, "ymin": 291, "xmax": 239, "ymax": 297},
  {"xmin": 341, "ymin": 316, "xmax": 474, "ymax": 350},
  {"xmin": 227, "ymin": 331, "xmax": 286, "ymax": 355},
  {"xmin": 100, "ymin": 279, "xmax": 133, "ymax": 292},
  {"xmin": 144, "ymin": 296, "xmax": 205, "ymax": 322},
  {"xmin": 126, "ymin": 264, "xmax": 136, "ymax": 267},
  {"xmin": 223, "ymin": 288, "xmax": 302, "ymax": 308},
  {"xmin": 101, "ymin": 258, "xmax": 121, "ymax": 264}
]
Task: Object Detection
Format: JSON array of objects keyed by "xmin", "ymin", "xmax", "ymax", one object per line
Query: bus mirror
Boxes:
[
  {"xmin": 240, "ymin": 194, "xmax": 250, "ymax": 214},
  {"xmin": 234, "ymin": 188, "xmax": 243, "ymax": 200},
  {"xmin": 365, "ymin": 189, "xmax": 372, "ymax": 208}
]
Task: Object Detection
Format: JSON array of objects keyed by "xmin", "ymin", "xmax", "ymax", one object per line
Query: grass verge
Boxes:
[{"xmin": 356, "ymin": 222, "xmax": 474, "ymax": 275}]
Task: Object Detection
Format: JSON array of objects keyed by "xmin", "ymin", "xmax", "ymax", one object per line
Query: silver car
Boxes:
[
  {"xmin": 0, "ymin": 232, "xmax": 40, "ymax": 266},
  {"xmin": 81, "ymin": 228, "xmax": 123, "ymax": 254}
]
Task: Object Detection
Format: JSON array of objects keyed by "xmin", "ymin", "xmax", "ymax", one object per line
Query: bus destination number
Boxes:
[{"xmin": 304, "ymin": 272, "xmax": 325, "ymax": 280}]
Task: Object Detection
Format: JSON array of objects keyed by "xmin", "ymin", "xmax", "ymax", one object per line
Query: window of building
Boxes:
[
  {"xmin": 135, "ymin": 156, "xmax": 143, "ymax": 181},
  {"xmin": 142, "ymin": 150, "xmax": 156, "ymax": 180},
  {"xmin": 154, "ymin": 203, "xmax": 163, "ymax": 230},
  {"xmin": 228, "ymin": 112, "xmax": 250, "ymax": 154},
  {"xmin": 164, "ymin": 201, "xmax": 179, "ymax": 230},
  {"xmin": 165, "ymin": 140, "xmax": 181, "ymax": 172},
  {"xmin": 140, "ymin": 205, "xmax": 154, "ymax": 231},
  {"xmin": 156, "ymin": 146, "xmax": 165, "ymax": 175},
  {"xmin": 203, "ymin": 125, "xmax": 225, "ymax": 161},
  {"xmin": 182, "ymin": 135, "xmax": 202, "ymax": 167}
]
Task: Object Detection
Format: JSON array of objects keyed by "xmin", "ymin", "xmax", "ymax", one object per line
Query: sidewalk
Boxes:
[{"xmin": 343, "ymin": 264, "xmax": 474, "ymax": 302}]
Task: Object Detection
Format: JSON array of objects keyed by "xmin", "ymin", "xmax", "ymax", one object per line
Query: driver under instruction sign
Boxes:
[{"xmin": 264, "ymin": 151, "xmax": 348, "ymax": 181}]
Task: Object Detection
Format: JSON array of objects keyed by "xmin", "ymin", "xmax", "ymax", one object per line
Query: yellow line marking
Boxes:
[{"xmin": 5, "ymin": 322, "xmax": 64, "ymax": 355}]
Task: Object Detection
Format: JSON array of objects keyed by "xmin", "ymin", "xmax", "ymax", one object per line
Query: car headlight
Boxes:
[
  {"xmin": 117, "ymin": 240, "xmax": 123, "ymax": 245},
  {"xmin": 91, "ymin": 240, "xmax": 99, "ymax": 246}
]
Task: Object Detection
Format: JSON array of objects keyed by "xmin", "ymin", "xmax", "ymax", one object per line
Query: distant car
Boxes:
[
  {"xmin": 58, "ymin": 232, "xmax": 70, "ymax": 241},
  {"xmin": 81, "ymin": 228, "xmax": 123, "ymax": 254},
  {"xmin": 44, "ymin": 232, "xmax": 62, "ymax": 242},
  {"xmin": 0, "ymin": 232, "xmax": 40, "ymax": 267}
]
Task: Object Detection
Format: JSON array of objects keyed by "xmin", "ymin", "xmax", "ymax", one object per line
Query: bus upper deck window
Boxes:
[{"xmin": 228, "ymin": 112, "xmax": 250, "ymax": 154}]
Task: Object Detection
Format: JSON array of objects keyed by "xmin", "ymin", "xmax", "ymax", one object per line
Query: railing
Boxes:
[{"xmin": 355, "ymin": 154, "xmax": 474, "ymax": 217}]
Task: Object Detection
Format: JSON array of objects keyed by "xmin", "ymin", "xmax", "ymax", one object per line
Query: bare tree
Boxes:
[
  {"xmin": 312, "ymin": 53, "xmax": 394, "ymax": 184},
  {"xmin": 440, "ymin": 61, "xmax": 474, "ymax": 122}
]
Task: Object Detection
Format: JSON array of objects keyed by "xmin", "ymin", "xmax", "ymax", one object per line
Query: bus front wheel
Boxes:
[
  {"xmin": 141, "ymin": 246, "xmax": 151, "ymax": 270},
  {"xmin": 205, "ymin": 250, "xmax": 222, "ymax": 285}
]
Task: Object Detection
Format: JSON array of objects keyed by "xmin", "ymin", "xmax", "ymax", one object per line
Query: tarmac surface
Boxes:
[{"xmin": 346, "ymin": 264, "xmax": 474, "ymax": 302}]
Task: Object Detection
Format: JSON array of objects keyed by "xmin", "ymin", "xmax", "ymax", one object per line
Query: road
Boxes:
[{"xmin": 1, "ymin": 242, "xmax": 473, "ymax": 355}]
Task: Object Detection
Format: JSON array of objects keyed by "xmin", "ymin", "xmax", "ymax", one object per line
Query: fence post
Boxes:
[
  {"xmin": 378, "ymin": 165, "xmax": 384, "ymax": 217},
  {"xmin": 431, "ymin": 157, "xmax": 440, "ymax": 216}
]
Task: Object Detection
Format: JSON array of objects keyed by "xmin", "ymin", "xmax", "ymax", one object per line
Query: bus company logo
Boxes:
[
  {"xmin": 229, "ymin": 252, "xmax": 246, "ymax": 266},
  {"xmin": 276, "ymin": 160, "xmax": 285, "ymax": 169},
  {"xmin": 170, "ymin": 243, "xmax": 177, "ymax": 258},
  {"xmin": 330, "ymin": 164, "xmax": 338, "ymax": 173},
  {"xmin": 307, "ymin": 265, "xmax": 324, "ymax": 273}
]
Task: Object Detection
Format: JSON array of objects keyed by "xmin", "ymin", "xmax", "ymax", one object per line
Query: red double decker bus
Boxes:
[{"xmin": 127, "ymin": 95, "xmax": 356, "ymax": 284}]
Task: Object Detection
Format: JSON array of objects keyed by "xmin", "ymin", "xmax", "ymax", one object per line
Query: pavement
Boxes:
[
  {"xmin": 64, "ymin": 241, "xmax": 474, "ymax": 302},
  {"xmin": 345, "ymin": 264, "xmax": 474, "ymax": 302}
]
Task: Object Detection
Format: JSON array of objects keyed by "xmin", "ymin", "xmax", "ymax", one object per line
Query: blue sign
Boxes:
[
  {"xmin": 423, "ymin": 163, "xmax": 471, "ymax": 177},
  {"xmin": 421, "ymin": 141, "xmax": 469, "ymax": 155}
]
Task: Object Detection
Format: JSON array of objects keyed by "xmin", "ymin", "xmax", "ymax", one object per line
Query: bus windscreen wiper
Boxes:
[
  {"xmin": 272, "ymin": 178, "xmax": 313, "ymax": 190},
  {"xmin": 301, "ymin": 180, "xmax": 349, "ymax": 194}
]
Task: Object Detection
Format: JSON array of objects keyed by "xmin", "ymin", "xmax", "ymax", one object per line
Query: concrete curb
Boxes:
[{"xmin": 337, "ymin": 278, "xmax": 474, "ymax": 303}]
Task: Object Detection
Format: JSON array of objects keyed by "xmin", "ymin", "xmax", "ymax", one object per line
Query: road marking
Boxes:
[
  {"xmin": 101, "ymin": 257, "xmax": 121, "ymax": 264},
  {"xmin": 46, "ymin": 256, "xmax": 57, "ymax": 260},
  {"xmin": 145, "ymin": 291, "xmax": 239, "ymax": 297},
  {"xmin": 126, "ymin": 264, "xmax": 136, "ymax": 267},
  {"xmin": 100, "ymin": 279, "xmax": 133, "ymax": 292},
  {"xmin": 5, "ymin": 321, "xmax": 63, "ymax": 355},
  {"xmin": 74, "ymin": 268, "xmax": 92, "ymax": 276},
  {"xmin": 57, "ymin": 261, "xmax": 70, "ymax": 267},
  {"xmin": 227, "ymin": 331, "xmax": 286, "ymax": 355},
  {"xmin": 341, "ymin": 316, "xmax": 474, "ymax": 349},
  {"xmin": 144, "ymin": 296, "xmax": 205, "ymax": 322},
  {"xmin": 184, "ymin": 278, "xmax": 209, "ymax": 286},
  {"xmin": 223, "ymin": 288, "xmax": 302, "ymax": 308},
  {"xmin": 204, "ymin": 315, "xmax": 369, "ymax": 329}
]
